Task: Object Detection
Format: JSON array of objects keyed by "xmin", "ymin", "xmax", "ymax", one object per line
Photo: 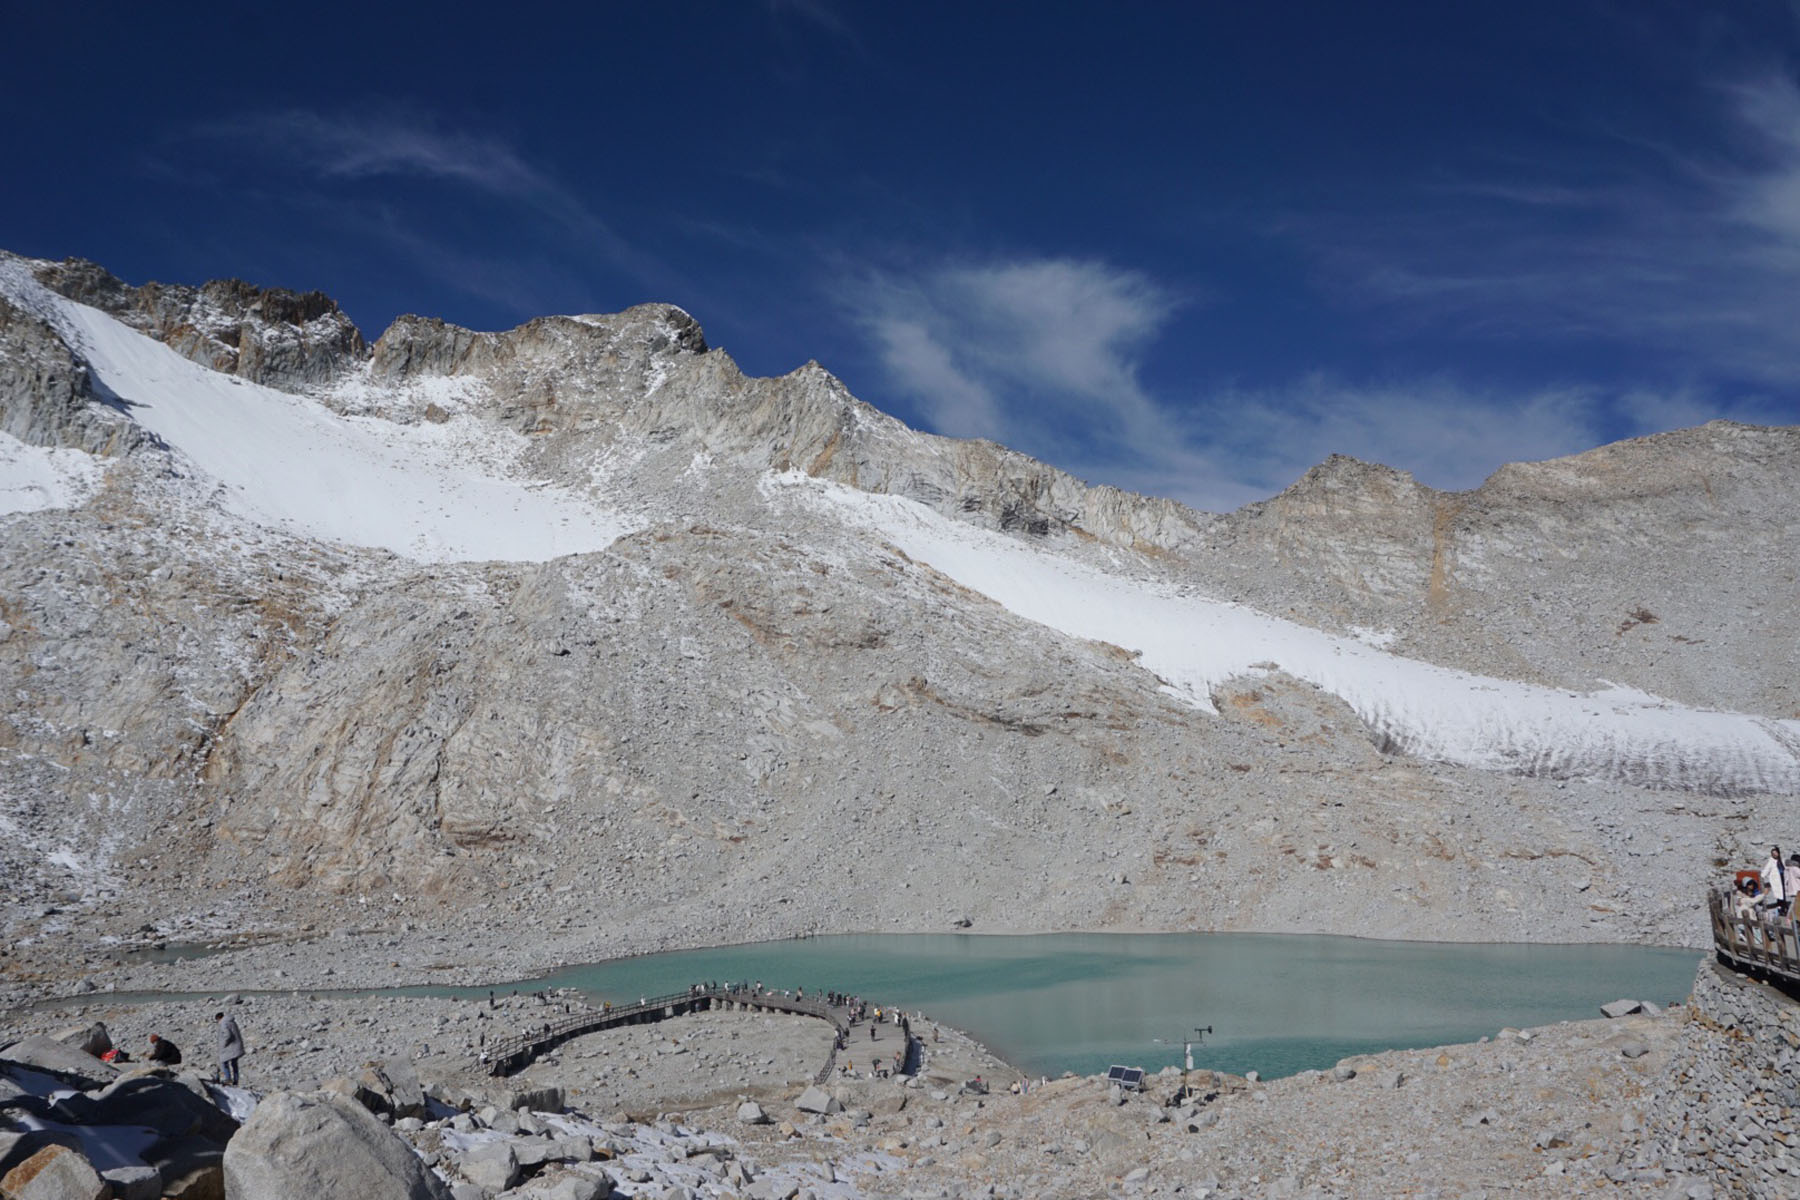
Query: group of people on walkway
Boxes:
[
  {"xmin": 115, "ymin": 1013, "xmax": 244, "ymax": 1085},
  {"xmin": 1731, "ymin": 845, "xmax": 1800, "ymax": 923}
]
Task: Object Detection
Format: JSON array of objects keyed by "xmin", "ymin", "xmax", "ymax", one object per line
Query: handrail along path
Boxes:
[
  {"xmin": 483, "ymin": 985, "xmax": 875, "ymax": 1084},
  {"xmin": 1708, "ymin": 885, "xmax": 1800, "ymax": 994}
]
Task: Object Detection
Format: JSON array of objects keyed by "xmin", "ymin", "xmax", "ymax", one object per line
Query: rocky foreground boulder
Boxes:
[
  {"xmin": 0, "ymin": 1038, "xmax": 116, "ymax": 1090},
  {"xmin": 0, "ymin": 1144, "xmax": 108, "ymax": 1200},
  {"xmin": 221, "ymin": 1091, "xmax": 451, "ymax": 1200}
]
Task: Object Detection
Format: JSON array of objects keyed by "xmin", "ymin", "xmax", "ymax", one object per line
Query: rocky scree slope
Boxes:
[
  {"xmin": 0, "ymin": 251, "xmax": 1795, "ymax": 995},
  {"xmin": 1194, "ymin": 428, "xmax": 1800, "ymax": 720}
]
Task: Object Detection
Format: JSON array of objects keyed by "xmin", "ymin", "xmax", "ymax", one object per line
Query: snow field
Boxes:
[
  {"xmin": 776, "ymin": 473, "xmax": 1800, "ymax": 795},
  {"xmin": 0, "ymin": 431, "xmax": 110, "ymax": 516},
  {"xmin": 0, "ymin": 267, "xmax": 637, "ymax": 563}
]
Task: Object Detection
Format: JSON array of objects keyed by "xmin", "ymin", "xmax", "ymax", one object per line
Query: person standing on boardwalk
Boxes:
[
  {"xmin": 1762, "ymin": 846, "xmax": 1788, "ymax": 917},
  {"xmin": 1789, "ymin": 854, "xmax": 1800, "ymax": 924},
  {"xmin": 216, "ymin": 1011, "xmax": 244, "ymax": 1085}
]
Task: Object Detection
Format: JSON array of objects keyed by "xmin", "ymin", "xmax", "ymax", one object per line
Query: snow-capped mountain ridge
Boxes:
[
  {"xmin": 2, "ymin": 249, "xmax": 1795, "ymax": 958},
  {"xmin": 21, "ymin": 253, "xmax": 1210, "ymax": 558}
]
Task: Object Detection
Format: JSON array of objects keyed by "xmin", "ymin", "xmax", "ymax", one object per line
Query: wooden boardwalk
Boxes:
[
  {"xmin": 482, "ymin": 985, "xmax": 867, "ymax": 1083},
  {"xmin": 1708, "ymin": 886, "xmax": 1800, "ymax": 990}
]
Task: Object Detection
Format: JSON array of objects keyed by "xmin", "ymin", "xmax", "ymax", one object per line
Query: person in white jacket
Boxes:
[{"xmin": 1760, "ymin": 846, "xmax": 1788, "ymax": 917}]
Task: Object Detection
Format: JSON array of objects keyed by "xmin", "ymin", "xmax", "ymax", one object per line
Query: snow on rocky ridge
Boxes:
[
  {"xmin": 3, "ymin": 254, "xmax": 1797, "ymax": 801},
  {"xmin": 771, "ymin": 476, "xmax": 1800, "ymax": 798},
  {"xmin": 0, "ymin": 259, "xmax": 636, "ymax": 562},
  {"xmin": 0, "ymin": 430, "xmax": 108, "ymax": 515}
]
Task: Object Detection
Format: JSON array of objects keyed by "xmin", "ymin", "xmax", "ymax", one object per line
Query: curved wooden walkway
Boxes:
[
  {"xmin": 483, "ymin": 985, "xmax": 879, "ymax": 1084},
  {"xmin": 1708, "ymin": 886, "xmax": 1800, "ymax": 992}
]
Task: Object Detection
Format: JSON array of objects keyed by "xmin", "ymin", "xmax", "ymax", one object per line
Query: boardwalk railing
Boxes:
[
  {"xmin": 482, "ymin": 986, "xmax": 860, "ymax": 1081},
  {"xmin": 1708, "ymin": 886, "xmax": 1800, "ymax": 987}
]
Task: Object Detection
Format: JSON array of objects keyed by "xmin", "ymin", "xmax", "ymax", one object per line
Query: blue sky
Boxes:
[{"xmin": 6, "ymin": 2, "xmax": 1798, "ymax": 511}]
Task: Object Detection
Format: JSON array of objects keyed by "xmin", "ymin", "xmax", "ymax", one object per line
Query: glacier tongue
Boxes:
[
  {"xmin": 779, "ymin": 472, "xmax": 1800, "ymax": 796},
  {"xmin": 0, "ymin": 264, "xmax": 637, "ymax": 563}
]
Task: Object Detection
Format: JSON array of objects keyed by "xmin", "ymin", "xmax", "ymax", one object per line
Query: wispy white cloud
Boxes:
[
  {"xmin": 766, "ymin": 0, "xmax": 860, "ymax": 46},
  {"xmin": 1145, "ymin": 377, "xmax": 1782, "ymax": 511},
  {"xmin": 1317, "ymin": 72, "xmax": 1800, "ymax": 386},
  {"xmin": 196, "ymin": 109, "xmax": 595, "ymax": 228},
  {"xmin": 1196, "ymin": 378, "xmax": 1782, "ymax": 499},
  {"xmin": 1209, "ymin": 377, "xmax": 1604, "ymax": 496},
  {"xmin": 179, "ymin": 107, "xmax": 676, "ymax": 317},
  {"xmin": 842, "ymin": 254, "xmax": 1787, "ymax": 513},
  {"xmin": 846, "ymin": 255, "xmax": 1185, "ymax": 451}
]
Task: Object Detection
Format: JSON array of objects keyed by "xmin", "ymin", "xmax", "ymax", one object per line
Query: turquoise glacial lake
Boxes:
[{"xmin": 481, "ymin": 932, "xmax": 1699, "ymax": 1082}]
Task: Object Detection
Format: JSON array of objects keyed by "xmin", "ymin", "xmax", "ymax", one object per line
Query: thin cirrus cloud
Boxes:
[
  {"xmin": 177, "ymin": 108, "xmax": 671, "ymax": 313},
  {"xmin": 193, "ymin": 109, "xmax": 588, "ymax": 222},
  {"xmin": 842, "ymin": 256, "xmax": 1580, "ymax": 509},
  {"xmin": 1322, "ymin": 73, "xmax": 1800, "ymax": 385}
]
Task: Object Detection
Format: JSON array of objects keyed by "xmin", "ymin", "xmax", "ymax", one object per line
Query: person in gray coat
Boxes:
[{"xmin": 215, "ymin": 1011, "xmax": 244, "ymax": 1085}]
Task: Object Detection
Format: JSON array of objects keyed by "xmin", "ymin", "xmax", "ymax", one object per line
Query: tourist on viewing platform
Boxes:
[
  {"xmin": 1762, "ymin": 846, "xmax": 1788, "ymax": 916},
  {"xmin": 1789, "ymin": 854, "xmax": 1800, "ymax": 922},
  {"xmin": 1734, "ymin": 875, "xmax": 1762, "ymax": 920}
]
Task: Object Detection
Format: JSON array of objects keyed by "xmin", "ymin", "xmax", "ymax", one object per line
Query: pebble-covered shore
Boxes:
[{"xmin": 7, "ymin": 946, "xmax": 1798, "ymax": 1198}]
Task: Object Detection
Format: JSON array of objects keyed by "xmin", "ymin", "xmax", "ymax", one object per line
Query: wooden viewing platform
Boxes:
[
  {"xmin": 482, "ymin": 985, "xmax": 869, "ymax": 1083},
  {"xmin": 1707, "ymin": 886, "xmax": 1800, "ymax": 989}
]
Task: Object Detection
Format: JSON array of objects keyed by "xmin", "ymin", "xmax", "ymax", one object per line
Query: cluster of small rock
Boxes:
[
  {"xmin": 11, "ymin": 958, "xmax": 1800, "ymax": 1198},
  {"xmin": 1635, "ymin": 962, "xmax": 1800, "ymax": 1198}
]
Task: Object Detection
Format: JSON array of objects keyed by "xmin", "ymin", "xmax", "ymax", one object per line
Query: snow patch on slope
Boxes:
[
  {"xmin": 0, "ymin": 263, "xmax": 636, "ymax": 562},
  {"xmin": 0, "ymin": 431, "xmax": 110, "ymax": 515},
  {"xmin": 775, "ymin": 473, "xmax": 1800, "ymax": 796}
]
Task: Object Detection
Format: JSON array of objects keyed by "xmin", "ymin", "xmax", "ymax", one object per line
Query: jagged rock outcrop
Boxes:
[
  {"xmin": 1198, "ymin": 423, "xmax": 1800, "ymax": 717},
  {"xmin": 30, "ymin": 256, "xmax": 368, "ymax": 391},
  {"xmin": 363, "ymin": 301, "xmax": 1212, "ymax": 554},
  {"xmin": 0, "ymin": 294, "xmax": 147, "ymax": 455}
]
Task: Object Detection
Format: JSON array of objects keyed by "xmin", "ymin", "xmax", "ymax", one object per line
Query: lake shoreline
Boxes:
[
  {"xmin": 2, "ymin": 954, "xmax": 1729, "ymax": 1199},
  {"xmin": 4, "ymin": 929, "xmax": 1701, "ymax": 1087}
]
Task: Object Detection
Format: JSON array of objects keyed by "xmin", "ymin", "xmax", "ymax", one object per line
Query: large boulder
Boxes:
[
  {"xmin": 0, "ymin": 1143, "xmax": 108, "ymax": 1200},
  {"xmin": 147, "ymin": 1135, "xmax": 226, "ymax": 1200},
  {"xmin": 793, "ymin": 1085, "xmax": 840, "ymax": 1115},
  {"xmin": 506, "ymin": 1083, "xmax": 563, "ymax": 1113},
  {"xmin": 51, "ymin": 1024, "xmax": 111, "ymax": 1059},
  {"xmin": 0, "ymin": 1130, "xmax": 82, "ymax": 1177},
  {"xmin": 52, "ymin": 1073, "xmax": 239, "ymax": 1143},
  {"xmin": 221, "ymin": 1091, "xmax": 452, "ymax": 1200},
  {"xmin": 101, "ymin": 1164, "xmax": 164, "ymax": 1200},
  {"xmin": 357, "ymin": 1059, "xmax": 426, "ymax": 1119},
  {"xmin": 0, "ymin": 1037, "xmax": 117, "ymax": 1089},
  {"xmin": 457, "ymin": 1142, "xmax": 519, "ymax": 1192}
]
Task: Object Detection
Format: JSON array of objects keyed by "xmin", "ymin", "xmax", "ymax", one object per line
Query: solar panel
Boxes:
[{"xmin": 1105, "ymin": 1065, "xmax": 1144, "ymax": 1089}]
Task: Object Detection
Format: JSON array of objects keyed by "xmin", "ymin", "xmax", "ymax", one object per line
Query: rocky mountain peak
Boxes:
[
  {"xmin": 1478, "ymin": 419, "xmax": 1799, "ymax": 506},
  {"xmin": 368, "ymin": 302, "xmax": 708, "ymax": 387},
  {"xmin": 28, "ymin": 255, "xmax": 368, "ymax": 391}
]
